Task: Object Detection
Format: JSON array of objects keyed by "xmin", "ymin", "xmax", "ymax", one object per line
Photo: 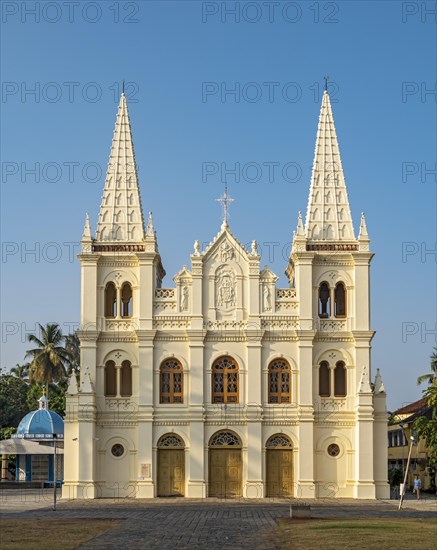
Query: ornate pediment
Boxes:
[
  {"xmin": 260, "ymin": 265, "xmax": 279, "ymax": 283},
  {"xmin": 173, "ymin": 266, "xmax": 192, "ymax": 284},
  {"xmin": 201, "ymin": 223, "xmax": 251, "ymax": 265}
]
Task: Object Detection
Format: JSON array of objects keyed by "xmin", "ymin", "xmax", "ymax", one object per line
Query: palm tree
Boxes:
[
  {"xmin": 417, "ymin": 347, "xmax": 437, "ymax": 386},
  {"xmin": 64, "ymin": 333, "xmax": 80, "ymax": 376},
  {"xmin": 10, "ymin": 363, "xmax": 29, "ymax": 380},
  {"xmin": 25, "ymin": 323, "xmax": 69, "ymax": 398}
]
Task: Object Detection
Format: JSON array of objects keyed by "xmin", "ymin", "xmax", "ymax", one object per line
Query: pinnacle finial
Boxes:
[
  {"xmin": 216, "ymin": 183, "xmax": 235, "ymax": 226},
  {"xmin": 358, "ymin": 212, "xmax": 369, "ymax": 239},
  {"xmin": 374, "ymin": 368, "xmax": 386, "ymax": 394},
  {"xmin": 122, "ymin": 80, "xmax": 125, "ymax": 94},
  {"xmin": 296, "ymin": 211, "xmax": 305, "ymax": 236},
  {"xmin": 146, "ymin": 211, "xmax": 155, "ymax": 237},
  {"xmin": 82, "ymin": 213, "xmax": 92, "ymax": 240},
  {"xmin": 324, "ymin": 75, "xmax": 329, "ymax": 92}
]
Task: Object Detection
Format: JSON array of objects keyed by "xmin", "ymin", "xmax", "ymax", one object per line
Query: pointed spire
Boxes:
[
  {"xmin": 358, "ymin": 365, "xmax": 372, "ymax": 393},
  {"xmin": 80, "ymin": 366, "xmax": 94, "ymax": 393},
  {"xmin": 358, "ymin": 212, "xmax": 369, "ymax": 239},
  {"xmin": 296, "ymin": 211, "xmax": 305, "ymax": 236},
  {"xmin": 95, "ymin": 93, "xmax": 146, "ymax": 243},
  {"xmin": 67, "ymin": 370, "xmax": 79, "ymax": 395},
  {"xmin": 305, "ymin": 89, "xmax": 355, "ymax": 241},
  {"xmin": 81, "ymin": 213, "xmax": 92, "ymax": 252},
  {"xmin": 82, "ymin": 213, "xmax": 91, "ymax": 239},
  {"xmin": 146, "ymin": 211, "xmax": 154, "ymax": 237},
  {"xmin": 373, "ymin": 368, "xmax": 386, "ymax": 394}
]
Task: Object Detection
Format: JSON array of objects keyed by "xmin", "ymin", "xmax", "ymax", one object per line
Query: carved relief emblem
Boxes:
[
  {"xmin": 216, "ymin": 267, "xmax": 236, "ymax": 309},
  {"xmin": 220, "ymin": 241, "xmax": 235, "ymax": 262}
]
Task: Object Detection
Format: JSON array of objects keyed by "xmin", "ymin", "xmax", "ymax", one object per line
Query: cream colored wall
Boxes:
[{"xmin": 63, "ymin": 227, "xmax": 389, "ymax": 500}]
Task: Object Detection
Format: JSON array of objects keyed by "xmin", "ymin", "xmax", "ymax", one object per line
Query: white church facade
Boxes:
[{"xmin": 62, "ymin": 89, "xmax": 389, "ymax": 499}]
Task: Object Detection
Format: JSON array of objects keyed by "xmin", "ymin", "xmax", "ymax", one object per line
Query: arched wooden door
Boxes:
[
  {"xmin": 157, "ymin": 434, "xmax": 185, "ymax": 497},
  {"xmin": 209, "ymin": 431, "xmax": 242, "ymax": 498},
  {"xmin": 266, "ymin": 434, "xmax": 293, "ymax": 497}
]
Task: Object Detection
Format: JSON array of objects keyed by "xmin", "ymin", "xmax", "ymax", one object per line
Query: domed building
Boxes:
[{"xmin": 11, "ymin": 394, "xmax": 64, "ymax": 483}]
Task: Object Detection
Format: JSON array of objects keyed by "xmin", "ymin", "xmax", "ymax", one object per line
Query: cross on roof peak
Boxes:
[{"xmin": 216, "ymin": 184, "xmax": 235, "ymax": 226}]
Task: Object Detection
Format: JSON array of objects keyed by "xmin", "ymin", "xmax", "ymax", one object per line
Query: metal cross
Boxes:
[{"xmin": 216, "ymin": 183, "xmax": 235, "ymax": 224}]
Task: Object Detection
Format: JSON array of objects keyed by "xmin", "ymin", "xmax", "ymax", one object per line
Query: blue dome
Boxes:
[{"xmin": 14, "ymin": 395, "xmax": 64, "ymax": 440}]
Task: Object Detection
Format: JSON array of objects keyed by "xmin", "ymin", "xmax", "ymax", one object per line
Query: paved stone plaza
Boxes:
[{"xmin": 1, "ymin": 489, "xmax": 436, "ymax": 549}]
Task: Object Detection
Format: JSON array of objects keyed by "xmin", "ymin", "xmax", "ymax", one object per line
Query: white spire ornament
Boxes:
[
  {"xmin": 81, "ymin": 213, "xmax": 92, "ymax": 252},
  {"xmin": 358, "ymin": 212, "xmax": 370, "ymax": 251},
  {"xmin": 373, "ymin": 368, "xmax": 386, "ymax": 394},
  {"xmin": 146, "ymin": 211, "xmax": 155, "ymax": 237},
  {"xmin": 296, "ymin": 211, "xmax": 305, "ymax": 236}
]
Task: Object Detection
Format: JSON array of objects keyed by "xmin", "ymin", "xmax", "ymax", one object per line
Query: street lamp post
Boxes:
[
  {"xmin": 53, "ymin": 433, "xmax": 57, "ymax": 511},
  {"xmin": 399, "ymin": 435, "xmax": 416, "ymax": 510}
]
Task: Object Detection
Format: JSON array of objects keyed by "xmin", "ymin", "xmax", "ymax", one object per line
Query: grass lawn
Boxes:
[
  {"xmin": 273, "ymin": 518, "xmax": 437, "ymax": 550},
  {"xmin": 0, "ymin": 518, "xmax": 120, "ymax": 550}
]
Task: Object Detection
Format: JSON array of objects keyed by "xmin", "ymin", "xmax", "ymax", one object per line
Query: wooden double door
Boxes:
[
  {"xmin": 209, "ymin": 449, "xmax": 242, "ymax": 498},
  {"xmin": 266, "ymin": 449, "xmax": 293, "ymax": 497},
  {"xmin": 158, "ymin": 449, "xmax": 185, "ymax": 497}
]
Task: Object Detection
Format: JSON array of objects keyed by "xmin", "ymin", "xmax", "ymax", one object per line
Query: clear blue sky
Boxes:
[{"xmin": 1, "ymin": 1, "xmax": 436, "ymax": 411}]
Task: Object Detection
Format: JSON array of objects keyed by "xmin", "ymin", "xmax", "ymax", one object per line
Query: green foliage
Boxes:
[
  {"xmin": 417, "ymin": 347, "xmax": 437, "ymax": 386},
  {"xmin": 26, "ymin": 323, "xmax": 70, "ymax": 397},
  {"xmin": 414, "ymin": 350, "xmax": 437, "ymax": 465},
  {"xmin": 26, "ymin": 381, "xmax": 67, "ymax": 417},
  {"xmin": 0, "ymin": 374, "xmax": 30, "ymax": 428},
  {"xmin": 388, "ymin": 467, "xmax": 403, "ymax": 487},
  {"xmin": 0, "ymin": 426, "xmax": 17, "ymax": 440},
  {"xmin": 414, "ymin": 383, "xmax": 437, "ymax": 465}
]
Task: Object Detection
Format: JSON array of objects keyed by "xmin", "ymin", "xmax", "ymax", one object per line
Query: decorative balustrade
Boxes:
[
  {"xmin": 276, "ymin": 288, "xmax": 296, "ymax": 299},
  {"xmin": 105, "ymin": 319, "xmax": 138, "ymax": 331},
  {"xmin": 155, "ymin": 288, "xmax": 175, "ymax": 299},
  {"xmin": 317, "ymin": 319, "xmax": 347, "ymax": 332},
  {"xmin": 154, "ymin": 288, "xmax": 177, "ymax": 312}
]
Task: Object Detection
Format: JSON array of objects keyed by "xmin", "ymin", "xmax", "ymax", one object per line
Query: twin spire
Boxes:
[
  {"xmin": 88, "ymin": 86, "xmax": 363, "ymax": 248},
  {"xmin": 95, "ymin": 93, "xmax": 146, "ymax": 243},
  {"xmin": 304, "ymin": 90, "xmax": 356, "ymax": 242}
]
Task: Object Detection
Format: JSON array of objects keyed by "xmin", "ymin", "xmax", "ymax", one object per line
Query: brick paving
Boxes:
[{"xmin": 1, "ymin": 489, "xmax": 436, "ymax": 549}]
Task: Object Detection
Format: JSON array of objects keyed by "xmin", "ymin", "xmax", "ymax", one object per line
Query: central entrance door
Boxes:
[
  {"xmin": 208, "ymin": 431, "xmax": 242, "ymax": 498},
  {"xmin": 157, "ymin": 434, "xmax": 185, "ymax": 497},
  {"xmin": 266, "ymin": 434, "xmax": 294, "ymax": 497}
]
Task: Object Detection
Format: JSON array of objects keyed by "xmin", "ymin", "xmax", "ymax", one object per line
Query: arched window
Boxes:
[
  {"xmin": 212, "ymin": 356, "xmax": 239, "ymax": 404},
  {"xmin": 160, "ymin": 359, "xmax": 183, "ymax": 404},
  {"xmin": 121, "ymin": 283, "xmax": 133, "ymax": 318},
  {"xmin": 319, "ymin": 361, "xmax": 330, "ymax": 397},
  {"xmin": 266, "ymin": 434, "xmax": 293, "ymax": 448},
  {"xmin": 268, "ymin": 359, "xmax": 291, "ymax": 404},
  {"xmin": 158, "ymin": 434, "xmax": 185, "ymax": 448},
  {"xmin": 120, "ymin": 360, "xmax": 132, "ymax": 397},
  {"xmin": 209, "ymin": 430, "xmax": 242, "ymax": 447},
  {"xmin": 319, "ymin": 282, "xmax": 331, "ymax": 318},
  {"xmin": 105, "ymin": 360, "xmax": 116, "ymax": 396},
  {"xmin": 334, "ymin": 282, "xmax": 346, "ymax": 317},
  {"xmin": 334, "ymin": 361, "xmax": 347, "ymax": 397},
  {"xmin": 105, "ymin": 282, "xmax": 117, "ymax": 318}
]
